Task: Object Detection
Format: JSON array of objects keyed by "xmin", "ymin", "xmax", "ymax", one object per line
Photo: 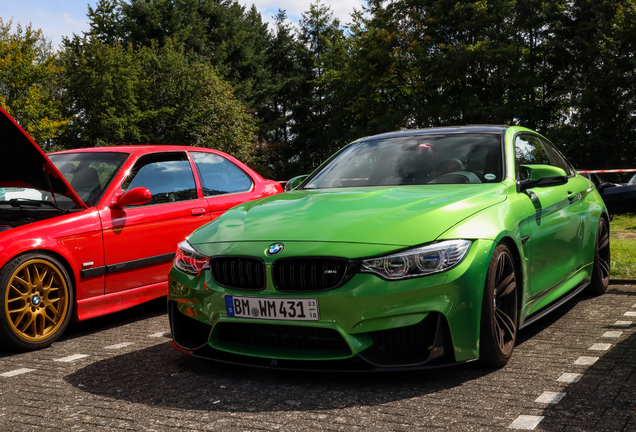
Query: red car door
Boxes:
[
  {"xmin": 100, "ymin": 151, "xmax": 210, "ymax": 294},
  {"xmin": 189, "ymin": 151, "xmax": 266, "ymax": 219}
]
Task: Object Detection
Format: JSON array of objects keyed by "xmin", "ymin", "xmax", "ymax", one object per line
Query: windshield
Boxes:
[
  {"xmin": 48, "ymin": 152, "xmax": 129, "ymax": 208},
  {"xmin": 304, "ymin": 133, "xmax": 503, "ymax": 189},
  {"xmin": 629, "ymin": 174, "xmax": 636, "ymax": 186}
]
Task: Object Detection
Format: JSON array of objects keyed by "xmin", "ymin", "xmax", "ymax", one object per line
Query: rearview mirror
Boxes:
[
  {"xmin": 519, "ymin": 165, "xmax": 568, "ymax": 191},
  {"xmin": 110, "ymin": 187, "xmax": 152, "ymax": 209},
  {"xmin": 285, "ymin": 175, "xmax": 309, "ymax": 191}
]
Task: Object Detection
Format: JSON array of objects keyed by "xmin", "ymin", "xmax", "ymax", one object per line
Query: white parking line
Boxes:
[
  {"xmin": 602, "ymin": 331, "xmax": 623, "ymax": 338},
  {"xmin": 574, "ymin": 356, "xmax": 599, "ymax": 365},
  {"xmin": 623, "ymin": 311, "xmax": 636, "ymax": 317},
  {"xmin": 55, "ymin": 354, "xmax": 90, "ymax": 362},
  {"xmin": 508, "ymin": 415, "xmax": 544, "ymax": 430},
  {"xmin": 589, "ymin": 343, "xmax": 612, "ymax": 351},
  {"xmin": 631, "ymin": 303, "xmax": 636, "ymax": 308},
  {"xmin": 534, "ymin": 391, "xmax": 566, "ymax": 404},
  {"xmin": 557, "ymin": 373, "xmax": 583, "ymax": 383},
  {"xmin": 0, "ymin": 368, "xmax": 36, "ymax": 377},
  {"xmin": 148, "ymin": 331, "xmax": 170, "ymax": 338},
  {"xmin": 104, "ymin": 342, "xmax": 134, "ymax": 349},
  {"xmin": 613, "ymin": 320, "xmax": 632, "ymax": 327}
]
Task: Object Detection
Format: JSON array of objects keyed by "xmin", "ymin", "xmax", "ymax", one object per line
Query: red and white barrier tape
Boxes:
[{"xmin": 578, "ymin": 169, "xmax": 636, "ymax": 174}]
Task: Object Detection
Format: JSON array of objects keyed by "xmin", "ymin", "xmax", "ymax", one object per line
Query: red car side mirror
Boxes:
[{"xmin": 110, "ymin": 187, "xmax": 152, "ymax": 209}]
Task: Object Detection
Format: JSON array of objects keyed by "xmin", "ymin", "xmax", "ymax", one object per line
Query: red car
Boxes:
[{"xmin": 0, "ymin": 106, "xmax": 282, "ymax": 350}]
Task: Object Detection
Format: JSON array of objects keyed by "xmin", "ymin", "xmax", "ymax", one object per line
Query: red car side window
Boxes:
[
  {"xmin": 123, "ymin": 152, "xmax": 197, "ymax": 206},
  {"xmin": 190, "ymin": 152, "xmax": 253, "ymax": 197}
]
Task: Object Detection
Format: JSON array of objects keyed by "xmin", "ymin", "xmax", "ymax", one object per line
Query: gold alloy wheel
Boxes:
[{"xmin": 4, "ymin": 259, "xmax": 69, "ymax": 342}]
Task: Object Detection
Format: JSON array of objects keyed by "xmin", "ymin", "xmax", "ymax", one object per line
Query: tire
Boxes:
[
  {"xmin": 480, "ymin": 244, "xmax": 519, "ymax": 367},
  {"xmin": 0, "ymin": 253, "xmax": 73, "ymax": 351},
  {"xmin": 588, "ymin": 217, "xmax": 610, "ymax": 295}
]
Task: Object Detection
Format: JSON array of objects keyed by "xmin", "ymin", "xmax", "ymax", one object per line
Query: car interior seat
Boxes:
[{"xmin": 70, "ymin": 166, "xmax": 102, "ymax": 206}]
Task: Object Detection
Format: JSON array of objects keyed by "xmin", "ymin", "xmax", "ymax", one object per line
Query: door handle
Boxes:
[
  {"xmin": 191, "ymin": 208, "xmax": 206, "ymax": 216},
  {"xmin": 567, "ymin": 191, "xmax": 579, "ymax": 202}
]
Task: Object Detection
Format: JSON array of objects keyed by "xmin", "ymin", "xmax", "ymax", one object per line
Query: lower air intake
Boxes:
[{"xmin": 215, "ymin": 322, "xmax": 351, "ymax": 355}]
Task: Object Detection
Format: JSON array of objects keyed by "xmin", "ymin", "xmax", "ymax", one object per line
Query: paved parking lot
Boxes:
[{"xmin": 1, "ymin": 285, "xmax": 636, "ymax": 432}]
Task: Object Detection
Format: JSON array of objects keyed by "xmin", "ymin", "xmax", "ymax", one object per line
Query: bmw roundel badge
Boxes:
[{"xmin": 266, "ymin": 243, "xmax": 284, "ymax": 256}]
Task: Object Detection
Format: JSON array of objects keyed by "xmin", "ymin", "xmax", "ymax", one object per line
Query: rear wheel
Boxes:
[
  {"xmin": 0, "ymin": 254, "xmax": 73, "ymax": 351},
  {"xmin": 480, "ymin": 244, "xmax": 518, "ymax": 367},
  {"xmin": 588, "ymin": 217, "xmax": 610, "ymax": 295}
]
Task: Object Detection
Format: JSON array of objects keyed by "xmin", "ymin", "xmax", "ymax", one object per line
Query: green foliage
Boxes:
[
  {"xmin": 610, "ymin": 214, "xmax": 636, "ymax": 278},
  {"xmin": 87, "ymin": 0, "xmax": 273, "ymax": 109},
  {"xmin": 60, "ymin": 35, "xmax": 257, "ymax": 163},
  {"xmin": 291, "ymin": 1, "xmax": 347, "ymax": 172},
  {"xmin": 0, "ymin": 19, "xmax": 70, "ymax": 148}
]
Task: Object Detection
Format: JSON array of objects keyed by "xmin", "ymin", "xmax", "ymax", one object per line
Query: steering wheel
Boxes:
[{"xmin": 428, "ymin": 171, "xmax": 483, "ymax": 184}]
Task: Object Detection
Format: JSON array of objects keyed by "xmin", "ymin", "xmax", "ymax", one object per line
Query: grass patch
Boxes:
[{"xmin": 610, "ymin": 214, "xmax": 636, "ymax": 278}]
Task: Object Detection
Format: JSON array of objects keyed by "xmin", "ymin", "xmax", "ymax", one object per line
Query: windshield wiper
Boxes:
[{"xmin": 5, "ymin": 198, "xmax": 70, "ymax": 213}]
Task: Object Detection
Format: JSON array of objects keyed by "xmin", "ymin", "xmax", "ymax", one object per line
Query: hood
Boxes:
[
  {"xmin": 189, "ymin": 184, "xmax": 507, "ymax": 247},
  {"xmin": 0, "ymin": 107, "xmax": 86, "ymax": 209}
]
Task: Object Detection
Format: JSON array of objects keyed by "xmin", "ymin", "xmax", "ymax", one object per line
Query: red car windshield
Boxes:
[
  {"xmin": 304, "ymin": 133, "xmax": 503, "ymax": 189},
  {"xmin": 48, "ymin": 152, "xmax": 129, "ymax": 209}
]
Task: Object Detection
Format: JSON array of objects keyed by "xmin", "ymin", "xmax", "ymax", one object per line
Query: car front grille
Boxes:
[
  {"xmin": 216, "ymin": 322, "xmax": 351, "ymax": 354},
  {"xmin": 272, "ymin": 258, "xmax": 351, "ymax": 291},
  {"xmin": 210, "ymin": 257, "xmax": 265, "ymax": 290}
]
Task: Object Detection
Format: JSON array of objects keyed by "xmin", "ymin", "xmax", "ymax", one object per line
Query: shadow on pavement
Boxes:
[
  {"xmin": 536, "ymin": 286, "xmax": 636, "ymax": 431},
  {"xmin": 62, "ymin": 296, "xmax": 168, "ymax": 340},
  {"xmin": 0, "ymin": 297, "xmax": 168, "ymax": 358},
  {"xmin": 64, "ymin": 341, "xmax": 500, "ymax": 412},
  {"xmin": 63, "ymin": 294, "xmax": 593, "ymax": 413}
]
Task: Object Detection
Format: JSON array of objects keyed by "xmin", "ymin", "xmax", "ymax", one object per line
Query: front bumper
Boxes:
[{"xmin": 168, "ymin": 239, "xmax": 495, "ymax": 370}]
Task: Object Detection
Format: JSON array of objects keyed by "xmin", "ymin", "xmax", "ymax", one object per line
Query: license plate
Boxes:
[{"xmin": 225, "ymin": 296, "xmax": 319, "ymax": 321}]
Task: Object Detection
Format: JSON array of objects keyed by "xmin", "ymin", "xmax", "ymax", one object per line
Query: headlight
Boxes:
[
  {"xmin": 174, "ymin": 240, "xmax": 210, "ymax": 276},
  {"xmin": 361, "ymin": 240, "xmax": 472, "ymax": 280}
]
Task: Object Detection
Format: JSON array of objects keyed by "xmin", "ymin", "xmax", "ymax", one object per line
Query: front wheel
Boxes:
[
  {"xmin": 0, "ymin": 253, "xmax": 73, "ymax": 351},
  {"xmin": 480, "ymin": 244, "xmax": 519, "ymax": 367},
  {"xmin": 588, "ymin": 217, "xmax": 610, "ymax": 295}
]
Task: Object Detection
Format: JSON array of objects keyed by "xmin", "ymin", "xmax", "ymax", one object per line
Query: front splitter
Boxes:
[{"xmin": 171, "ymin": 340, "xmax": 477, "ymax": 372}]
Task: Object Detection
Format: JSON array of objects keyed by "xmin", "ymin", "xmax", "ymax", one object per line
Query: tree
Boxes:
[
  {"xmin": 291, "ymin": 1, "xmax": 347, "ymax": 172},
  {"xmin": 60, "ymin": 34, "xmax": 258, "ymax": 163},
  {"xmin": 0, "ymin": 19, "xmax": 70, "ymax": 148},
  {"xmin": 86, "ymin": 0, "xmax": 273, "ymax": 109}
]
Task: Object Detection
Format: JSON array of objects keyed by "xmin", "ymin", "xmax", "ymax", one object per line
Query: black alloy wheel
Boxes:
[
  {"xmin": 480, "ymin": 244, "xmax": 518, "ymax": 367},
  {"xmin": 588, "ymin": 217, "xmax": 610, "ymax": 295}
]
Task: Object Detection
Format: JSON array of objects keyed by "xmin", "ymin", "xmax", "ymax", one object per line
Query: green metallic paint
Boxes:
[
  {"xmin": 170, "ymin": 125, "xmax": 609, "ymax": 367},
  {"xmin": 187, "ymin": 185, "xmax": 507, "ymax": 247},
  {"xmin": 170, "ymin": 238, "xmax": 494, "ymax": 362},
  {"xmin": 521, "ymin": 164, "xmax": 567, "ymax": 182}
]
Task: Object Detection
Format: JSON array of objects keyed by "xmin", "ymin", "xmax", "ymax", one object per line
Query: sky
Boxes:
[{"xmin": 0, "ymin": 0, "xmax": 363, "ymax": 47}]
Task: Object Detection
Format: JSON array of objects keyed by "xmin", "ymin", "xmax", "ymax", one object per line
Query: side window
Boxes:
[
  {"xmin": 539, "ymin": 138, "xmax": 576, "ymax": 177},
  {"xmin": 122, "ymin": 153, "xmax": 197, "ymax": 206},
  {"xmin": 191, "ymin": 152, "xmax": 253, "ymax": 196},
  {"xmin": 514, "ymin": 135, "xmax": 550, "ymax": 181}
]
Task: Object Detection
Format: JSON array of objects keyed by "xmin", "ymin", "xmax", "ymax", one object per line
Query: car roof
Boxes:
[
  {"xmin": 50, "ymin": 145, "xmax": 220, "ymax": 155},
  {"xmin": 356, "ymin": 125, "xmax": 509, "ymax": 142}
]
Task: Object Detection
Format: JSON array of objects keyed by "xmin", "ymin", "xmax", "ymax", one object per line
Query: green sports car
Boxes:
[{"xmin": 168, "ymin": 125, "xmax": 610, "ymax": 370}]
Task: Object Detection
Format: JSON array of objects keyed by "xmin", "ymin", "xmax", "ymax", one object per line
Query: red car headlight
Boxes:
[{"xmin": 174, "ymin": 241, "xmax": 210, "ymax": 276}]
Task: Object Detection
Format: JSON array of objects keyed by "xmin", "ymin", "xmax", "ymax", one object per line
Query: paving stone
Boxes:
[{"xmin": 0, "ymin": 289, "xmax": 635, "ymax": 431}]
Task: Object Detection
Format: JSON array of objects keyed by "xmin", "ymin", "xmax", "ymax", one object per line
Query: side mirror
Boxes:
[
  {"xmin": 598, "ymin": 181, "xmax": 616, "ymax": 190},
  {"xmin": 519, "ymin": 164, "xmax": 568, "ymax": 191},
  {"xmin": 285, "ymin": 175, "xmax": 309, "ymax": 191},
  {"xmin": 110, "ymin": 187, "xmax": 152, "ymax": 209}
]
